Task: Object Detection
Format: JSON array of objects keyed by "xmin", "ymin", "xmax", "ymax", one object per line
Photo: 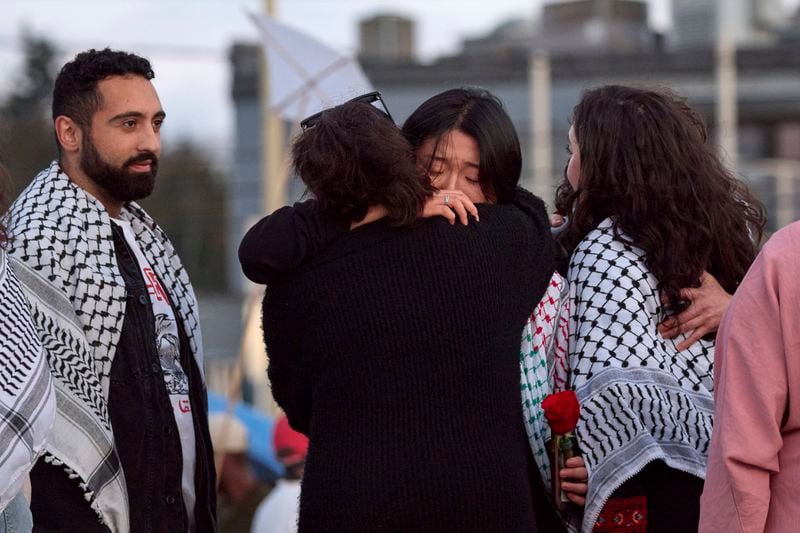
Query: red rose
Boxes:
[{"xmin": 542, "ymin": 390, "xmax": 580, "ymax": 435}]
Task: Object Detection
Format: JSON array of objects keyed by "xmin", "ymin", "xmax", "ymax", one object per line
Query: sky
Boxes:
[{"xmin": 0, "ymin": 0, "xmax": 798, "ymax": 163}]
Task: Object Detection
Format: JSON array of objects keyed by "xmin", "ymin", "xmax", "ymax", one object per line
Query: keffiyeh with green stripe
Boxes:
[{"xmin": 520, "ymin": 271, "xmax": 569, "ymax": 489}]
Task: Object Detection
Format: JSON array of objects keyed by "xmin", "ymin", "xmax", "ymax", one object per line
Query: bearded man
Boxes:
[{"xmin": 6, "ymin": 48, "xmax": 216, "ymax": 533}]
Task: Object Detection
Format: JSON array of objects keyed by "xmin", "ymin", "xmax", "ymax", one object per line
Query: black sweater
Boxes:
[{"xmin": 254, "ymin": 190, "xmax": 555, "ymax": 532}]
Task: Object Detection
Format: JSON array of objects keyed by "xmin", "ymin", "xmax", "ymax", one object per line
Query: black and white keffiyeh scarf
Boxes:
[
  {"xmin": 0, "ymin": 249, "xmax": 55, "ymax": 512},
  {"xmin": 6, "ymin": 161, "xmax": 204, "ymax": 532},
  {"xmin": 563, "ymin": 219, "xmax": 714, "ymax": 533}
]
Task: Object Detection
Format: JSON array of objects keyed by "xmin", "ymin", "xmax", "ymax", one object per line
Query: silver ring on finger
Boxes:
[{"xmin": 444, "ymin": 195, "xmax": 450, "ymax": 206}]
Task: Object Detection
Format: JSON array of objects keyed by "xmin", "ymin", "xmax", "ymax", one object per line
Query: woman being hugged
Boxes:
[{"xmin": 555, "ymin": 85, "xmax": 764, "ymax": 532}]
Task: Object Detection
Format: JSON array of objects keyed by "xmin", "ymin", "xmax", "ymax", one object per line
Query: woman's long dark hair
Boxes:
[
  {"xmin": 292, "ymin": 101, "xmax": 435, "ymax": 225},
  {"xmin": 402, "ymin": 87, "xmax": 521, "ymax": 204},
  {"xmin": 555, "ymin": 85, "xmax": 765, "ymax": 306}
]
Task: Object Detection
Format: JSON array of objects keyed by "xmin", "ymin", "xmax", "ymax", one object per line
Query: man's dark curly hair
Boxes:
[
  {"xmin": 292, "ymin": 102, "xmax": 435, "ymax": 225},
  {"xmin": 52, "ymin": 48, "xmax": 154, "ymax": 132},
  {"xmin": 555, "ymin": 85, "xmax": 766, "ymax": 308}
]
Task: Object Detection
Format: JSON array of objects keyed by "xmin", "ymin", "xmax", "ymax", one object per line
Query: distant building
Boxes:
[
  {"xmin": 227, "ymin": 43, "xmax": 262, "ymax": 294},
  {"xmin": 359, "ymin": 14, "xmax": 415, "ymax": 63},
  {"xmin": 781, "ymin": 4, "xmax": 800, "ymax": 42},
  {"xmin": 672, "ymin": 0, "xmax": 783, "ymax": 49},
  {"xmin": 537, "ymin": 0, "xmax": 657, "ymax": 54},
  {"xmin": 460, "ymin": 1, "xmax": 658, "ymax": 58},
  {"xmin": 461, "ymin": 18, "xmax": 536, "ymax": 57}
]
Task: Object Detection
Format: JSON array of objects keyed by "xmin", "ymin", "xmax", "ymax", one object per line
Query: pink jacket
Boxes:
[{"xmin": 699, "ymin": 222, "xmax": 800, "ymax": 532}]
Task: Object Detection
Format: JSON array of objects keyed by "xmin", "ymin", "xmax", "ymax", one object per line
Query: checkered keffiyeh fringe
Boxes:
[
  {"xmin": 0, "ymin": 250, "xmax": 55, "ymax": 510},
  {"xmin": 565, "ymin": 219, "xmax": 714, "ymax": 533},
  {"xmin": 6, "ymin": 161, "xmax": 204, "ymax": 532}
]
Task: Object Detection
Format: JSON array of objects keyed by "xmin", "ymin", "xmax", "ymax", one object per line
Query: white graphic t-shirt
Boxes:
[{"xmin": 114, "ymin": 218, "xmax": 197, "ymax": 529}]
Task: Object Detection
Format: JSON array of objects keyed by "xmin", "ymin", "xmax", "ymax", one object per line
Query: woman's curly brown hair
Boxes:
[
  {"xmin": 555, "ymin": 85, "xmax": 766, "ymax": 307},
  {"xmin": 292, "ymin": 101, "xmax": 435, "ymax": 225}
]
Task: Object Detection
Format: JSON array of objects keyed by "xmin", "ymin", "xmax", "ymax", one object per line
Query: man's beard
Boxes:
[{"xmin": 80, "ymin": 134, "xmax": 159, "ymax": 202}]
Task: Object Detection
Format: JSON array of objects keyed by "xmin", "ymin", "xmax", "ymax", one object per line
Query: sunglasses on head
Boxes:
[{"xmin": 300, "ymin": 91, "xmax": 394, "ymax": 131}]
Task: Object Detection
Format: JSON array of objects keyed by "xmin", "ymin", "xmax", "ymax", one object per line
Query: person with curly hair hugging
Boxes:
[{"xmin": 553, "ymin": 85, "xmax": 765, "ymax": 533}]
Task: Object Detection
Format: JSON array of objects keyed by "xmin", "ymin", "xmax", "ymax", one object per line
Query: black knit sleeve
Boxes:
[
  {"xmin": 238, "ymin": 199, "xmax": 350, "ymax": 285},
  {"xmin": 262, "ymin": 286, "xmax": 313, "ymax": 435}
]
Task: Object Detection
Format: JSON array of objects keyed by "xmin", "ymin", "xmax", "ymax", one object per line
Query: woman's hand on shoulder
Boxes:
[
  {"xmin": 559, "ymin": 455, "xmax": 588, "ymax": 507},
  {"xmin": 421, "ymin": 190, "xmax": 479, "ymax": 225},
  {"xmin": 352, "ymin": 191, "xmax": 479, "ymax": 229},
  {"xmin": 657, "ymin": 271, "xmax": 732, "ymax": 351}
]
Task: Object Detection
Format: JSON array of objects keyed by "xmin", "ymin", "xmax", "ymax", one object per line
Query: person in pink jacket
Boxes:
[{"xmin": 699, "ymin": 221, "xmax": 800, "ymax": 532}]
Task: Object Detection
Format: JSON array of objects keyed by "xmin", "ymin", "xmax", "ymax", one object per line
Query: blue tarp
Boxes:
[{"xmin": 207, "ymin": 391, "xmax": 283, "ymax": 477}]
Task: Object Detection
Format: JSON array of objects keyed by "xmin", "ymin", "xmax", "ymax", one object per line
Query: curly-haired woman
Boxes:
[{"xmin": 554, "ymin": 85, "xmax": 765, "ymax": 532}]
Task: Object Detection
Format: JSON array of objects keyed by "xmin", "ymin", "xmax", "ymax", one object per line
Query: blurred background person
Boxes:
[
  {"xmin": 251, "ymin": 415, "xmax": 308, "ymax": 533},
  {"xmin": 554, "ymin": 84, "xmax": 765, "ymax": 532},
  {"xmin": 210, "ymin": 413, "xmax": 272, "ymax": 533}
]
